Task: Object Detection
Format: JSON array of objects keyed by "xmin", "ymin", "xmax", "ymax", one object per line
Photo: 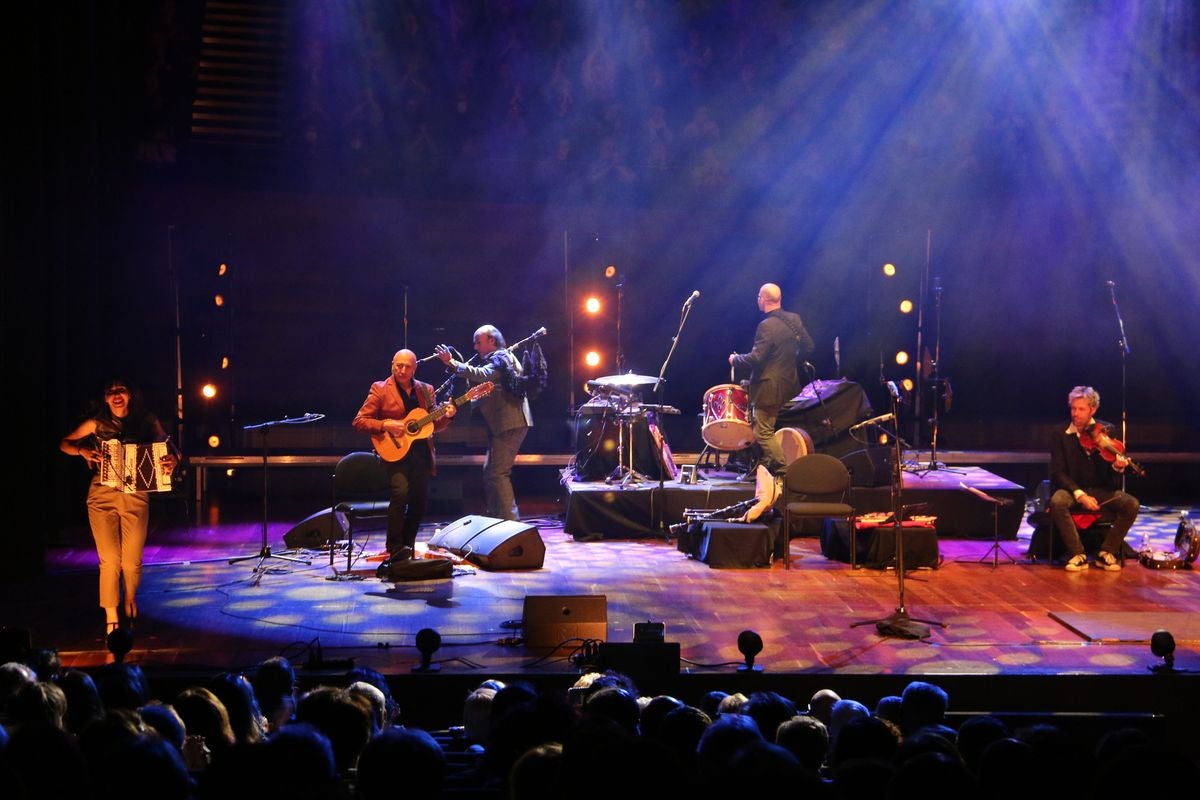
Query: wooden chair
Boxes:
[{"xmin": 781, "ymin": 453, "xmax": 857, "ymax": 569}]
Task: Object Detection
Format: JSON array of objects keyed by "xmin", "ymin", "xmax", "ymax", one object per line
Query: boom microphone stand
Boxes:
[
  {"xmin": 229, "ymin": 413, "xmax": 324, "ymax": 572},
  {"xmin": 851, "ymin": 391, "xmax": 944, "ymax": 639},
  {"xmin": 649, "ymin": 290, "xmax": 699, "ymax": 533},
  {"xmin": 1107, "ymin": 280, "xmax": 1131, "ymax": 493}
]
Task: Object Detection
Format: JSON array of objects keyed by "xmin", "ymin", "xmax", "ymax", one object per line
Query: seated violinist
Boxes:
[{"xmin": 1049, "ymin": 385, "xmax": 1140, "ymax": 572}]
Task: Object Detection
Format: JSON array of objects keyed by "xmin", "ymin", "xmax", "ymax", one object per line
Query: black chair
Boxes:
[
  {"xmin": 328, "ymin": 452, "xmax": 390, "ymax": 581},
  {"xmin": 781, "ymin": 453, "xmax": 857, "ymax": 569},
  {"xmin": 1027, "ymin": 479, "xmax": 1123, "ymax": 565}
]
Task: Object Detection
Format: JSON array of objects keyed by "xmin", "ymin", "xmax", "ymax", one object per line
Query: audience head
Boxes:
[
  {"xmin": 92, "ymin": 662, "xmax": 150, "ymax": 711},
  {"xmin": 347, "ymin": 680, "xmax": 389, "ymax": 735},
  {"xmin": 638, "ymin": 694, "xmax": 684, "ymax": 740},
  {"xmin": 900, "ymin": 680, "xmax": 949, "ymax": 735},
  {"xmin": 293, "ymin": 685, "xmax": 372, "ymax": 776},
  {"xmin": 956, "ymin": 714, "xmax": 1009, "ymax": 773},
  {"xmin": 357, "ymin": 726, "xmax": 446, "ymax": 800},
  {"xmin": 6, "ymin": 680, "xmax": 67, "ymax": 732},
  {"xmin": 827, "ymin": 697, "xmax": 870, "ymax": 746},
  {"xmin": 775, "ymin": 714, "xmax": 829, "ymax": 774},
  {"xmin": 208, "ymin": 671, "xmax": 267, "ymax": 745},
  {"xmin": 807, "ymin": 688, "xmax": 841, "ymax": 725},
  {"xmin": 715, "ymin": 691, "xmax": 748, "ymax": 716},
  {"xmin": 250, "ymin": 655, "xmax": 297, "ymax": 731},
  {"xmin": 138, "ymin": 701, "xmax": 187, "ymax": 751},
  {"xmin": 873, "ymin": 693, "xmax": 903, "ymax": 725},
  {"xmin": 741, "ymin": 690, "xmax": 798, "ymax": 743},
  {"xmin": 695, "ymin": 710, "xmax": 764, "ymax": 783},
  {"xmin": 172, "ymin": 685, "xmax": 236, "ymax": 758},
  {"xmin": 698, "ymin": 689, "xmax": 729, "ymax": 720},
  {"xmin": 54, "ymin": 669, "xmax": 104, "ymax": 735},
  {"xmin": 462, "ymin": 684, "xmax": 498, "ymax": 745}
]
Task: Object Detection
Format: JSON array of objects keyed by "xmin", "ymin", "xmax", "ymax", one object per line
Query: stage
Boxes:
[{"xmin": 563, "ymin": 464, "xmax": 1026, "ymax": 542}]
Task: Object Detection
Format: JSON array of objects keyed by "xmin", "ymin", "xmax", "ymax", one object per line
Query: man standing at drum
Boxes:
[{"xmin": 729, "ymin": 283, "xmax": 814, "ymax": 476}]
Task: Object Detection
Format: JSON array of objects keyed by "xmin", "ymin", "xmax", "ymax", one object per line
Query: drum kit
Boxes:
[
  {"xmin": 571, "ymin": 373, "xmax": 816, "ymax": 484},
  {"xmin": 572, "ymin": 373, "xmax": 680, "ymax": 485}
]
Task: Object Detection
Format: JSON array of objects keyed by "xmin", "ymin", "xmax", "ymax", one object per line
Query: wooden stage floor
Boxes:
[{"xmin": 6, "ymin": 481, "xmax": 1200, "ymax": 739}]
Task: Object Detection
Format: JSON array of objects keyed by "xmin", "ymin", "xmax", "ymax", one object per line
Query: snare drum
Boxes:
[{"xmin": 701, "ymin": 384, "xmax": 754, "ymax": 451}]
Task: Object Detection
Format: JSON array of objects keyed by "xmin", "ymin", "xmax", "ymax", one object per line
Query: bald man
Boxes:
[
  {"xmin": 353, "ymin": 349, "xmax": 455, "ymax": 572},
  {"xmin": 729, "ymin": 283, "xmax": 814, "ymax": 475}
]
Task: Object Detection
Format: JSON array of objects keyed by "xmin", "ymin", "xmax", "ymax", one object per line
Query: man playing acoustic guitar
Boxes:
[{"xmin": 353, "ymin": 349, "xmax": 456, "ymax": 573}]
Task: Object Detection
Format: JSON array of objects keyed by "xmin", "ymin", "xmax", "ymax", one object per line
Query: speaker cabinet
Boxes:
[
  {"xmin": 840, "ymin": 447, "xmax": 893, "ymax": 488},
  {"xmin": 282, "ymin": 509, "xmax": 348, "ymax": 550},
  {"xmin": 522, "ymin": 594, "xmax": 607, "ymax": 651},
  {"xmin": 428, "ymin": 515, "xmax": 546, "ymax": 570}
]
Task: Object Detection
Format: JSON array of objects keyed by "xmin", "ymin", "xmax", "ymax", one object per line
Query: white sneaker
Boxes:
[
  {"xmin": 1095, "ymin": 551, "xmax": 1122, "ymax": 572},
  {"xmin": 1064, "ymin": 554, "xmax": 1089, "ymax": 572}
]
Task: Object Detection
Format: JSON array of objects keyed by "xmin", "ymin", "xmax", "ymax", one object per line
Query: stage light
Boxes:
[
  {"xmin": 224, "ymin": 468, "xmax": 234, "ymax": 477},
  {"xmin": 201, "ymin": 383, "xmax": 218, "ymax": 399},
  {"xmin": 413, "ymin": 627, "xmax": 442, "ymax": 673},
  {"xmin": 584, "ymin": 296, "xmax": 602, "ymax": 314},
  {"xmin": 214, "ymin": 294, "xmax": 225, "ymax": 307},
  {"xmin": 604, "ymin": 265, "xmax": 617, "ymax": 279},
  {"xmin": 207, "ymin": 435, "xmax": 221, "ymax": 449},
  {"xmin": 106, "ymin": 626, "xmax": 133, "ymax": 664},
  {"xmin": 220, "ymin": 356, "xmax": 230, "ymax": 369},
  {"xmin": 899, "ymin": 299, "xmax": 913, "ymax": 314},
  {"xmin": 895, "ymin": 351, "xmax": 909, "ymax": 365},
  {"xmin": 901, "ymin": 378, "xmax": 914, "ymax": 392},
  {"xmin": 882, "ymin": 263, "xmax": 896, "ymax": 277},
  {"xmin": 1150, "ymin": 629, "xmax": 1176, "ymax": 672},
  {"xmin": 218, "ymin": 262, "xmax": 228, "ymax": 276},
  {"xmin": 585, "ymin": 351, "xmax": 602, "ymax": 368},
  {"xmin": 737, "ymin": 629, "xmax": 763, "ymax": 672}
]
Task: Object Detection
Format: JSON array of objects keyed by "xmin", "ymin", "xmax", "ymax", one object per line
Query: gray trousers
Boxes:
[{"xmin": 485, "ymin": 425, "xmax": 528, "ymax": 520}]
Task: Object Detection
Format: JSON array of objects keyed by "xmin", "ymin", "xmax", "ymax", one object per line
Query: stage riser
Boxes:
[{"xmin": 565, "ymin": 466, "xmax": 1026, "ymax": 541}]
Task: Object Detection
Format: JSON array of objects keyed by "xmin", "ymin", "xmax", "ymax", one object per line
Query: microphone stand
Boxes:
[
  {"xmin": 1108, "ymin": 281, "xmax": 1131, "ymax": 493},
  {"xmin": 851, "ymin": 391, "xmax": 944, "ymax": 638},
  {"xmin": 651, "ymin": 296, "xmax": 696, "ymax": 534},
  {"xmin": 916, "ymin": 277, "xmax": 962, "ymax": 475},
  {"xmin": 229, "ymin": 414, "xmax": 324, "ymax": 574}
]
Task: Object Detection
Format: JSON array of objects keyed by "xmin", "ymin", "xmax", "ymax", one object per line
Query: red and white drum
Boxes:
[{"xmin": 701, "ymin": 384, "xmax": 754, "ymax": 451}]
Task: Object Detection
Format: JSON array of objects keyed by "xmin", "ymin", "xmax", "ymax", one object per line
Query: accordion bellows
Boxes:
[{"xmin": 100, "ymin": 440, "xmax": 172, "ymax": 493}]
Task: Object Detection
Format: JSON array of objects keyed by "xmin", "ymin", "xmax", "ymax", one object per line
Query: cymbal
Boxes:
[{"xmin": 590, "ymin": 373, "xmax": 659, "ymax": 388}]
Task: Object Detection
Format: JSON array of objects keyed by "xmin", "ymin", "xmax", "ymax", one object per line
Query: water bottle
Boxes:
[{"xmin": 1140, "ymin": 530, "xmax": 1151, "ymax": 554}]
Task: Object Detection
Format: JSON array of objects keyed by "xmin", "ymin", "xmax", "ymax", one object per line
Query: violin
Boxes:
[{"xmin": 1079, "ymin": 423, "xmax": 1146, "ymax": 477}]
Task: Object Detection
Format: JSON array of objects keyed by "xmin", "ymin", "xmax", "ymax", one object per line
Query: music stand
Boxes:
[
  {"xmin": 962, "ymin": 482, "xmax": 1018, "ymax": 567},
  {"xmin": 229, "ymin": 413, "xmax": 324, "ymax": 572},
  {"xmin": 851, "ymin": 395, "xmax": 945, "ymax": 639}
]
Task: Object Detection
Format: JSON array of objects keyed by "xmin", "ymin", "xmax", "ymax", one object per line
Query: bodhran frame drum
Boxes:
[
  {"xmin": 774, "ymin": 426, "xmax": 815, "ymax": 466},
  {"xmin": 701, "ymin": 384, "xmax": 754, "ymax": 451}
]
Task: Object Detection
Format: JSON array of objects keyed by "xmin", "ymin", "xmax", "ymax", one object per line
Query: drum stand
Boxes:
[{"xmin": 605, "ymin": 411, "xmax": 651, "ymax": 488}]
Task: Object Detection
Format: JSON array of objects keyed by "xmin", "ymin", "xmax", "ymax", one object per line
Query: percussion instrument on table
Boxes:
[
  {"xmin": 701, "ymin": 383, "xmax": 753, "ymax": 451},
  {"xmin": 100, "ymin": 440, "xmax": 173, "ymax": 493}
]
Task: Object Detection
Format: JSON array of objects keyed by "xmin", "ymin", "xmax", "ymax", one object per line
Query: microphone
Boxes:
[
  {"xmin": 683, "ymin": 290, "xmax": 700, "ymax": 307},
  {"xmin": 849, "ymin": 412, "xmax": 895, "ymax": 432},
  {"xmin": 532, "ymin": 326, "xmax": 547, "ymax": 338},
  {"xmin": 1106, "ymin": 280, "xmax": 1115, "ymax": 287},
  {"xmin": 803, "ymin": 361, "xmax": 815, "ymax": 371},
  {"xmin": 886, "ymin": 381, "xmax": 902, "ymax": 401}
]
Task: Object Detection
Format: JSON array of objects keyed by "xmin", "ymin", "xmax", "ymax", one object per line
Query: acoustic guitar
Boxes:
[{"xmin": 371, "ymin": 381, "xmax": 495, "ymax": 462}]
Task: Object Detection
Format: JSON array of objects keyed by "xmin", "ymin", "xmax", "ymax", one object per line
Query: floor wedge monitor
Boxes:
[{"xmin": 428, "ymin": 515, "xmax": 546, "ymax": 570}]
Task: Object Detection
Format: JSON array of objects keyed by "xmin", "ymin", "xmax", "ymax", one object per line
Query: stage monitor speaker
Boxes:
[
  {"xmin": 841, "ymin": 447, "xmax": 893, "ymax": 488},
  {"xmin": 282, "ymin": 509, "xmax": 347, "ymax": 550},
  {"xmin": 522, "ymin": 594, "xmax": 607, "ymax": 651},
  {"xmin": 428, "ymin": 515, "xmax": 546, "ymax": 570}
]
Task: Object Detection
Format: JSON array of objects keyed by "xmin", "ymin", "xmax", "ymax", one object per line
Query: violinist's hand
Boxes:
[
  {"xmin": 728, "ymin": 353, "xmax": 737, "ymax": 366},
  {"xmin": 434, "ymin": 344, "xmax": 454, "ymax": 366},
  {"xmin": 1078, "ymin": 493, "xmax": 1101, "ymax": 512},
  {"xmin": 1113, "ymin": 454, "xmax": 1130, "ymax": 471}
]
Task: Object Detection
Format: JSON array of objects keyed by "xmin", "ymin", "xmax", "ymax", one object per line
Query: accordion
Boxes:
[{"xmin": 100, "ymin": 440, "xmax": 173, "ymax": 493}]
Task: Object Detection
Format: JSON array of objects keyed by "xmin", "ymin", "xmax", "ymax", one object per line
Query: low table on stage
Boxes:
[{"xmin": 850, "ymin": 466, "xmax": 1026, "ymax": 540}]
